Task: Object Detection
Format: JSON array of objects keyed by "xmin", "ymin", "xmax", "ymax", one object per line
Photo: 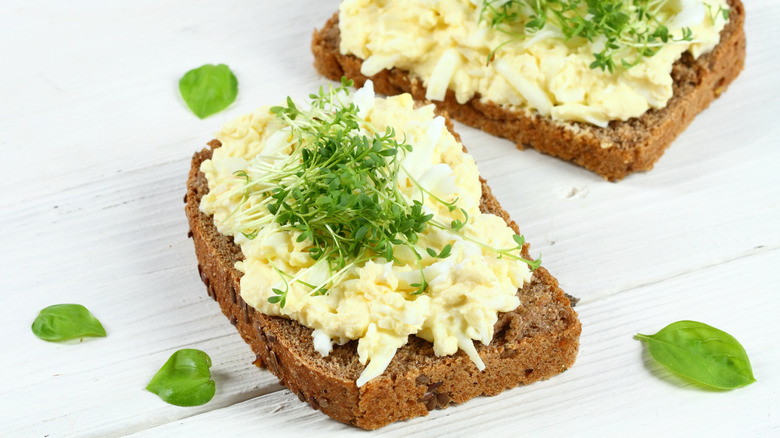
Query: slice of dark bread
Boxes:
[
  {"xmin": 185, "ymin": 127, "xmax": 581, "ymax": 429},
  {"xmin": 311, "ymin": 0, "xmax": 746, "ymax": 181}
]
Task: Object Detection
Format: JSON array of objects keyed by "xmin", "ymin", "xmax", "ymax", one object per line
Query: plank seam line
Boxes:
[
  {"xmin": 0, "ymin": 156, "xmax": 191, "ymax": 210},
  {"xmin": 577, "ymin": 243, "xmax": 780, "ymax": 306}
]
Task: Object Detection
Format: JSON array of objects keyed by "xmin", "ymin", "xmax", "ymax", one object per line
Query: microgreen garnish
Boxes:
[
  {"xmin": 31, "ymin": 304, "xmax": 106, "ymax": 342},
  {"xmin": 704, "ymin": 3, "xmax": 730, "ymax": 22},
  {"xmin": 267, "ymin": 263, "xmax": 295, "ymax": 308},
  {"xmin": 228, "ymin": 78, "xmax": 434, "ymax": 303},
  {"xmin": 227, "ymin": 79, "xmax": 540, "ymax": 307},
  {"xmin": 268, "ymin": 287, "xmax": 288, "ymax": 308},
  {"xmin": 427, "ymin": 224, "xmax": 541, "ymax": 270},
  {"xmin": 450, "ymin": 208, "xmax": 469, "ymax": 232},
  {"xmin": 480, "ymin": 0, "xmax": 698, "ymax": 72},
  {"xmin": 179, "ymin": 64, "xmax": 238, "ymax": 118},
  {"xmin": 427, "ymin": 244, "xmax": 453, "ymax": 259}
]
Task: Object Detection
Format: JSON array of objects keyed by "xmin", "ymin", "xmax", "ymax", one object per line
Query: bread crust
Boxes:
[
  {"xmin": 311, "ymin": 0, "xmax": 746, "ymax": 181},
  {"xmin": 186, "ymin": 133, "xmax": 580, "ymax": 429}
]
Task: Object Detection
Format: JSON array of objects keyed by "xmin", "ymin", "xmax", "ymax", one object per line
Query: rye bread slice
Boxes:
[
  {"xmin": 311, "ymin": 0, "xmax": 746, "ymax": 181},
  {"xmin": 185, "ymin": 128, "xmax": 581, "ymax": 429}
]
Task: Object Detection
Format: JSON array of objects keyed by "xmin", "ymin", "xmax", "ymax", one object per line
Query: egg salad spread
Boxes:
[
  {"xmin": 339, "ymin": 0, "xmax": 729, "ymax": 127},
  {"xmin": 200, "ymin": 81, "xmax": 533, "ymax": 386}
]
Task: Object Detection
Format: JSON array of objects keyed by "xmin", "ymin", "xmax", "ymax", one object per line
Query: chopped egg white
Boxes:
[
  {"xmin": 338, "ymin": 0, "xmax": 729, "ymax": 128},
  {"xmin": 200, "ymin": 82, "xmax": 531, "ymax": 386}
]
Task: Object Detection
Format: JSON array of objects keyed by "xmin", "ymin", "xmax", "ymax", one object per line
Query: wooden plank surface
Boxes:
[
  {"xmin": 2, "ymin": 0, "xmax": 779, "ymax": 436},
  {"xmin": 128, "ymin": 249, "xmax": 780, "ymax": 437}
]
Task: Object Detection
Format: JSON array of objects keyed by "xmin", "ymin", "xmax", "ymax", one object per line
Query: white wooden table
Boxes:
[{"xmin": 3, "ymin": 1, "xmax": 779, "ymax": 436}]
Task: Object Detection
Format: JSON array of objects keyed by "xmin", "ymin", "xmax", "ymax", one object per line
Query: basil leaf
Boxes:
[
  {"xmin": 179, "ymin": 64, "xmax": 238, "ymax": 119},
  {"xmin": 31, "ymin": 304, "xmax": 107, "ymax": 342},
  {"xmin": 636, "ymin": 320, "xmax": 756, "ymax": 389},
  {"xmin": 147, "ymin": 349, "xmax": 216, "ymax": 406}
]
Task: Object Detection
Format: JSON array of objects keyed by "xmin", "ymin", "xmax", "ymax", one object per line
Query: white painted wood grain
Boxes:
[
  {"xmin": 1, "ymin": 0, "xmax": 779, "ymax": 436},
  {"xmin": 1, "ymin": 162, "xmax": 285, "ymax": 436},
  {"xmin": 126, "ymin": 249, "xmax": 780, "ymax": 437}
]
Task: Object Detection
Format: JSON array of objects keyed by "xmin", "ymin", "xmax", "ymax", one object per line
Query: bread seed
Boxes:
[
  {"xmin": 416, "ymin": 374, "xmax": 430, "ymax": 385},
  {"xmin": 426, "ymin": 397, "xmax": 437, "ymax": 411},
  {"xmin": 229, "ymin": 315, "xmax": 238, "ymax": 326},
  {"xmin": 318, "ymin": 398, "xmax": 329, "ymax": 408},
  {"xmin": 241, "ymin": 300, "xmax": 250, "ymax": 323},
  {"xmin": 187, "ymin": 230, "xmax": 193, "ymax": 238},
  {"xmin": 308, "ymin": 396, "xmax": 319, "ymax": 411},
  {"xmin": 269, "ymin": 350, "xmax": 280, "ymax": 374},
  {"xmin": 427, "ymin": 381, "xmax": 443, "ymax": 392},
  {"xmin": 252, "ymin": 354, "xmax": 264, "ymax": 367},
  {"xmin": 198, "ymin": 265, "xmax": 209, "ymax": 286},
  {"xmin": 419, "ymin": 392, "xmax": 433, "ymax": 402},
  {"xmin": 437, "ymin": 393, "xmax": 450, "ymax": 406},
  {"xmin": 500, "ymin": 349, "xmax": 517, "ymax": 358}
]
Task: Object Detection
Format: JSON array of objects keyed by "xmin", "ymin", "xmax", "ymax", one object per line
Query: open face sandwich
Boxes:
[
  {"xmin": 185, "ymin": 81, "xmax": 580, "ymax": 429},
  {"xmin": 312, "ymin": 0, "xmax": 746, "ymax": 181}
]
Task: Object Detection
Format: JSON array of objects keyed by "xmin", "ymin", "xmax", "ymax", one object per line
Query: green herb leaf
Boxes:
[
  {"xmin": 635, "ymin": 321, "xmax": 756, "ymax": 390},
  {"xmin": 179, "ymin": 64, "xmax": 238, "ymax": 119},
  {"xmin": 146, "ymin": 349, "xmax": 216, "ymax": 406},
  {"xmin": 31, "ymin": 304, "xmax": 106, "ymax": 342},
  {"xmin": 527, "ymin": 255, "xmax": 542, "ymax": 270},
  {"xmin": 268, "ymin": 287, "xmax": 288, "ymax": 308}
]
